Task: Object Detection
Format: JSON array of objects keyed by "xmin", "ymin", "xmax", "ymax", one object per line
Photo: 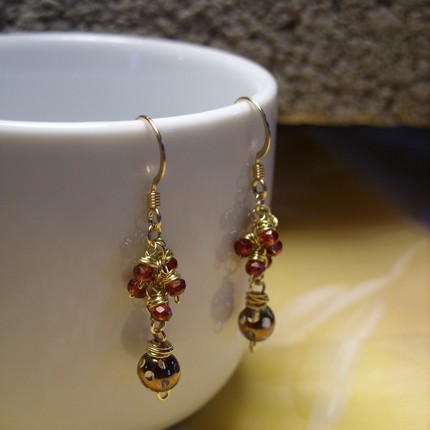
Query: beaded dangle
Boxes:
[
  {"xmin": 127, "ymin": 115, "xmax": 186, "ymax": 400},
  {"xmin": 234, "ymin": 97, "xmax": 282, "ymax": 352}
]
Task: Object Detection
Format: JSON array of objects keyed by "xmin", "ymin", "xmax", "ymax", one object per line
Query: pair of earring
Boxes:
[{"xmin": 125, "ymin": 97, "xmax": 282, "ymax": 400}]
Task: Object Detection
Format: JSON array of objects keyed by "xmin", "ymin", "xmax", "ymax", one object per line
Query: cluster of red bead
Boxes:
[
  {"xmin": 234, "ymin": 218, "xmax": 282, "ymax": 276},
  {"xmin": 234, "ymin": 206, "xmax": 282, "ymax": 350},
  {"xmin": 128, "ymin": 240, "xmax": 185, "ymax": 400},
  {"xmin": 127, "ymin": 243, "xmax": 186, "ymax": 322}
]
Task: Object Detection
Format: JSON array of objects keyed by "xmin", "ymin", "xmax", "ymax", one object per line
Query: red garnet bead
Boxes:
[
  {"xmin": 149, "ymin": 303, "xmax": 172, "ymax": 321},
  {"xmin": 127, "ymin": 279, "xmax": 146, "ymax": 298},
  {"xmin": 258, "ymin": 229, "xmax": 279, "ymax": 247},
  {"xmin": 246, "ymin": 258, "xmax": 266, "ymax": 276},
  {"xmin": 234, "ymin": 238, "xmax": 253, "ymax": 257},
  {"xmin": 267, "ymin": 240, "xmax": 283, "ymax": 256},
  {"xmin": 165, "ymin": 278, "xmax": 186, "ymax": 296},
  {"xmin": 133, "ymin": 263, "xmax": 155, "ymax": 282},
  {"xmin": 165, "ymin": 257, "xmax": 178, "ymax": 272}
]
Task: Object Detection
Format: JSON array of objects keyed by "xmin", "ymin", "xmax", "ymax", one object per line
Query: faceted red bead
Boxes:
[
  {"xmin": 246, "ymin": 258, "xmax": 266, "ymax": 276},
  {"xmin": 165, "ymin": 278, "xmax": 186, "ymax": 296},
  {"xmin": 267, "ymin": 240, "xmax": 283, "ymax": 256},
  {"xmin": 150, "ymin": 303, "xmax": 172, "ymax": 321},
  {"xmin": 133, "ymin": 263, "xmax": 155, "ymax": 282},
  {"xmin": 258, "ymin": 229, "xmax": 279, "ymax": 247},
  {"xmin": 165, "ymin": 257, "xmax": 178, "ymax": 271},
  {"xmin": 127, "ymin": 279, "xmax": 146, "ymax": 298},
  {"xmin": 234, "ymin": 238, "xmax": 253, "ymax": 257}
]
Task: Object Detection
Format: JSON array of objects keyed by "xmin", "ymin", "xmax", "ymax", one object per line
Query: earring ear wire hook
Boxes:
[
  {"xmin": 235, "ymin": 96, "xmax": 272, "ymax": 164},
  {"xmin": 136, "ymin": 115, "xmax": 166, "ymax": 193}
]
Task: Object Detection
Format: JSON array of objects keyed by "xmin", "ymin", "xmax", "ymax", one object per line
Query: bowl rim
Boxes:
[{"xmin": 0, "ymin": 32, "xmax": 277, "ymax": 132}]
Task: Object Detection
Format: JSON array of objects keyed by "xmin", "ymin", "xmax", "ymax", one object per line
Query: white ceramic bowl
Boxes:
[{"xmin": 0, "ymin": 33, "xmax": 277, "ymax": 430}]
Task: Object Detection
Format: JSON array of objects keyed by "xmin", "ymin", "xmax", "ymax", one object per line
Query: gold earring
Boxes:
[
  {"xmin": 233, "ymin": 97, "xmax": 282, "ymax": 352},
  {"xmin": 127, "ymin": 115, "xmax": 186, "ymax": 400}
]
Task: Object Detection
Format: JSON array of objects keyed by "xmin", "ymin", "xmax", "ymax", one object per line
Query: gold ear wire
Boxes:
[
  {"xmin": 136, "ymin": 115, "xmax": 166, "ymax": 193},
  {"xmin": 235, "ymin": 96, "xmax": 272, "ymax": 165},
  {"xmin": 136, "ymin": 115, "xmax": 166, "ymax": 227}
]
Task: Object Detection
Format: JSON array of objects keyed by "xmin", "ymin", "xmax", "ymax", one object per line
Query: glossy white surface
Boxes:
[{"xmin": 0, "ymin": 33, "xmax": 277, "ymax": 430}]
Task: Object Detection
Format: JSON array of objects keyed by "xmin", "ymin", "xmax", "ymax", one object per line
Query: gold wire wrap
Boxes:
[
  {"xmin": 159, "ymin": 269, "xmax": 180, "ymax": 286},
  {"xmin": 249, "ymin": 251, "xmax": 266, "ymax": 265},
  {"xmin": 144, "ymin": 239, "xmax": 167, "ymax": 261},
  {"xmin": 253, "ymin": 163, "xmax": 267, "ymax": 203},
  {"xmin": 139, "ymin": 255, "xmax": 158, "ymax": 269},
  {"xmin": 245, "ymin": 290, "xmax": 269, "ymax": 311},
  {"xmin": 253, "ymin": 162, "xmax": 265, "ymax": 181},
  {"xmin": 254, "ymin": 211, "xmax": 278, "ymax": 235},
  {"xmin": 146, "ymin": 285, "xmax": 169, "ymax": 310},
  {"xmin": 148, "ymin": 191, "xmax": 161, "ymax": 210},
  {"xmin": 163, "ymin": 247, "xmax": 174, "ymax": 264},
  {"xmin": 146, "ymin": 338, "xmax": 174, "ymax": 359}
]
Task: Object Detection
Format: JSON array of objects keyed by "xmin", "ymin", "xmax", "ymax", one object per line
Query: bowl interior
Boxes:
[{"xmin": 0, "ymin": 33, "xmax": 274, "ymax": 122}]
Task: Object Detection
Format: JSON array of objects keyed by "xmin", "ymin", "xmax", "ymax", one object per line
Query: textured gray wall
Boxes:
[{"xmin": 1, "ymin": 0, "xmax": 429, "ymax": 125}]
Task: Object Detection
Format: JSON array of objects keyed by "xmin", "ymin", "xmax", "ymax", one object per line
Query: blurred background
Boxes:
[{"xmin": 1, "ymin": 1, "xmax": 429, "ymax": 429}]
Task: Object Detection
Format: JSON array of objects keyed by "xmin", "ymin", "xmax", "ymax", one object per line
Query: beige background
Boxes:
[{"xmin": 1, "ymin": 0, "xmax": 429, "ymax": 126}]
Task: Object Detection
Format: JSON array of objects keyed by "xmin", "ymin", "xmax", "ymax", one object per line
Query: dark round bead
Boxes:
[
  {"xmin": 267, "ymin": 240, "xmax": 283, "ymax": 256},
  {"xmin": 165, "ymin": 257, "xmax": 178, "ymax": 271},
  {"xmin": 133, "ymin": 263, "xmax": 155, "ymax": 282},
  {"xmin": 165, "ymin": 278, "xmax": 186, "ymax": 296},
  {"xmin": 234, "ymin": 238, "xmax": 253, "ymax": 257},
  {"xmin": 127, "ymin": 279, "xmax": 146, "ymax": 298},
  {"xmin": 238, "ymin": 306, "xmax": 275, "ymax": 343},
  {"xmin": 137, "ymin": 353, "xmax": 181, "ymax": 394},
  {"xmin": 149, "ymin": 303, "xmax": 172, "ymax": 321},
  {"xmin": 258, "ymin": 229, "xmax": 279, "ymax": 247},
  {"xmin": 245, "ymin": 258, "xmax": 266, "ymax": 276}
]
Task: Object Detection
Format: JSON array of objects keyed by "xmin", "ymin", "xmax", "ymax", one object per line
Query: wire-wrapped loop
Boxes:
[
  {"xmin": 252, "ymin": 178, "xmax": 267, "ymax": 203},
  {"xmin": 147, "ymin": 224, "xmax": 161, "ymax": 242},
  {"xmin": 147, "ymin": 207, "xmax": 162, "ymax": 242},
  {"xmin": 150, "ymin": 321, "xmax": 166, "ymax": 336}
]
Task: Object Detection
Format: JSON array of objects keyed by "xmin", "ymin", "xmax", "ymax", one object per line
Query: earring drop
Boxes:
[
  {"xmin": 126, "ymin": 115, "xmax": 186, "ymax": 400},
  {"xmin": 234, "ymin": 97, "xmax": 282, "ymax": 352}
]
